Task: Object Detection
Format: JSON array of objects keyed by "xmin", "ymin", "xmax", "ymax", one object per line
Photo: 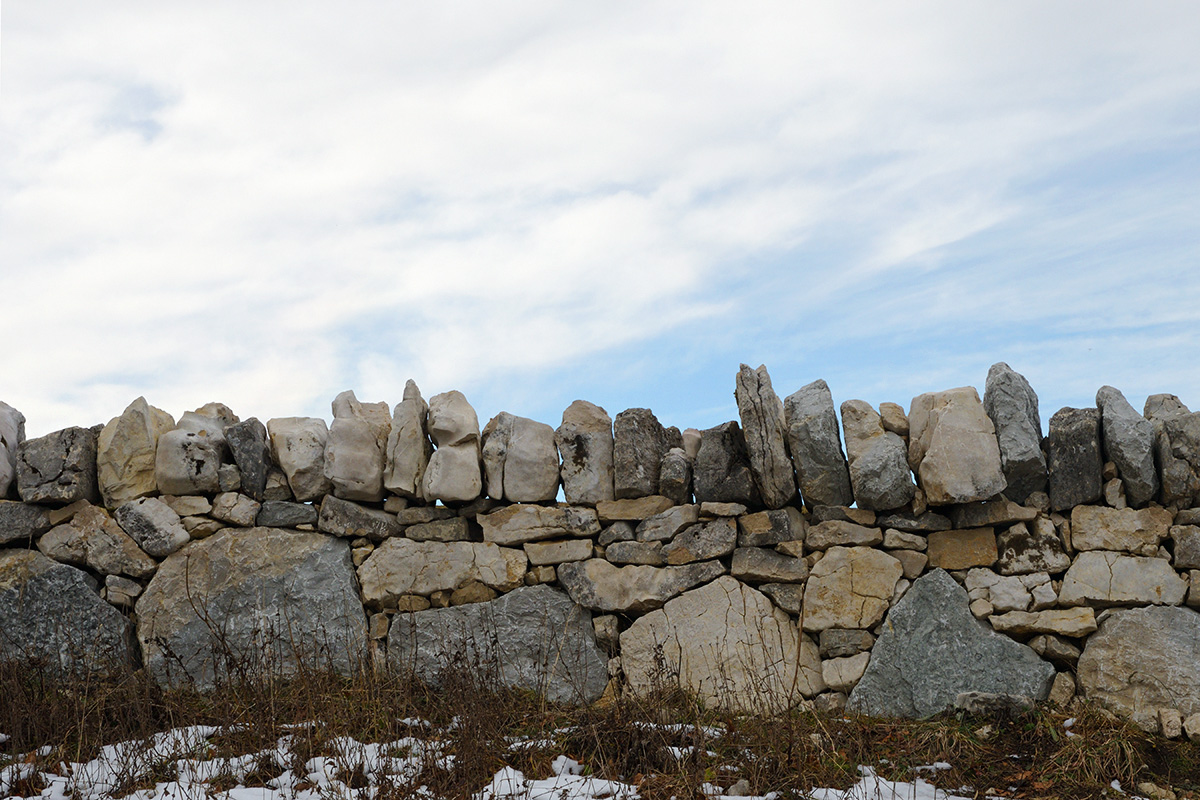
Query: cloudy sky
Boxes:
[{"xmin": 3, "ymin": 2, "xmax": 1199, "ymax": 438}]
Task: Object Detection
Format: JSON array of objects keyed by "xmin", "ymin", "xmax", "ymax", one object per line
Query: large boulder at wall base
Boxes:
[
  {"xmin": 734, "ymin": 364, "xmax": 797, "ymax": 509},
  {"xmin": 784, "ymin": 380, "xmax": 854, "ymax": 509},
  {"xmin": 0, "ymin": 549, "xmax": 136, "ymax": 676},
  {"xmin": 388, "ymin": 584, "xmax": 609, "ymax": 704},
  {"xmin": 983, "ymin": 363, "xmax": 1046, "ymax": 505},
  {"xmin": 135, "ymin": 527, "xmax": 367, "ymax": 689},
  {"xmin": 847, "ymin": 569, "xmax": 1055, "ymax": 718}
]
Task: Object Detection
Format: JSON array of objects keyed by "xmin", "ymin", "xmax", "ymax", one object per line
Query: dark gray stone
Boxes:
[
  {"xmin": 113, "ymin": 496, "xmax": 190, "ymax": 558},
  {"xmin": 256, "ymin": 500, "xmax": 318, "ymax": 528},
  {"xmin": 658, "ymin": 448, "xmax": 692, "ymax": 505},
  {"xmin": 983, "ymin": 363, "xmax": 1046, "ymax": 504},
  {"xmin": 692, "ymin": 421, "xmax": 760, "ymax": 506},
  {"xmin": 1047, "ymin": 408, "xmax": 1103, "ymax": 511},
  {"xmin": 405, "ymin": 516, "xmax": 471, "ymax": 542},
  {"xmin": 318, "ymin": 495, "xmax": 401, "ymax": 541},
  {"xmin": 16, "ymin": 427, "xmax": 99, "ymax": 506},
  {"xmin": 876, "ymin": 511, "xmax": 952, "ymax": 533},
  {"xmin": 556, "ymin": 558, "xmax": 726, "ymax": 613},
  {"xmin": 735, "ymin": 364, "xmax": 797, "ymax": 509},
  {"xmin": 613, "ymin": 408, "xmax": 667, "ymax": 500},
  {"xmin": 663, "ymin": 518, "xmax": 736, "ymax": 564},
  {"xmin": 846, "ymin": 569, "xmax": 1055, "ymax": 718},
  {"xmin": 1145, "ymin": 397, "xmax": 1200, "ymax": 509},
  {"xmin": 597, "ymin": 521, "xmax": 635, "ymax": 546},
  {"xmin": 840, "ymin": 400, "xmax": 916, "ymax": 512},
  {"xmin": 224, "ymin": 418, "xmax": 273, "ymax": 502},
  {"xmin": 760, "ymin": 583, "xmax": 803, "ymax": 615},
  {"xmin": 996, "ymin": 520, "xmax": 1070, "ymax": 575},
  {"xmin": 388, "ymin": 584, "xmax": 609, "ymax": 704},
  {"xmin": 0, "ymin": 549, "xmax": 135, "ymax": 676},
  {"xmin": 785, "ymin": 379, "xmax": 854, "ymax": 509},
  {"xmin": 1096, "ymin": 386, "xmax": 1158, "ymax": 508},
  {"xmin": 0, "ymin": 499, "xmax": 53, "ymax": 545}
]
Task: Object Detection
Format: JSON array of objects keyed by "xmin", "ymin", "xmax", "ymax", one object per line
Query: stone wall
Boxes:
[{"xmin": 2, "ymin": 364, "xmax": 1200, "ymax": 739}]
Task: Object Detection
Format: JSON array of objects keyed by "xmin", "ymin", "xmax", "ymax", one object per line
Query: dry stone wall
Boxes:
[{"xmin": 3, "ymin": 364, "xmax": 1200, "ymax": 737}]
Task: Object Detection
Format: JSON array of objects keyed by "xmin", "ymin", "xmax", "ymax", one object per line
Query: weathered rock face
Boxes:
[
  {"xmin": 384, "ymin": 380, "xmax": 433, "ymax": 500},
  {"xmin": 389, "ymin": 584, "xmax": 609, "ymax": 704},
  {"xmin": 1096, "ymin": 386, "xmax": 1158, "ymax": 508},
  {"xmin": 256, "ymin": 500, "xmax": 317, "ymax": 528},
  {"xmin": 223, "ymin": 418, "xmax": 272, "ymax": 502},
  {"xmin": 113, "ymin": 497, "xmax": 190, "ymax": 558},
  {"xmin": 422, "ymin": 391, "xmax": 483, "ymax": 504},
  {"xmin": 926, "ymin": 528, "xmax": 998, "ymax": 570},
  {"xmin": 155, "ymin": 428, "xmax": 222, "ymax": 497},
  {"xmin": 841, "ymin": 400, "xmax": 915, "ymax": 512},
  {"xmin": 621, "ymin": 576, "xmax": 824, "ymax": 712},
  {"xmin": 324, "ymin": 418, "xmax": 386, "ymax": 502},
  {"xmin": 730, "ymin": 547, "xmax": 808, "ymax": 583},
  {"xmin": 908, "ymin": 387, "xmax": 1006, "ymax": 506},
  {"xmin": 1070, "ymin": 505, "xmax": 1172, "ymax": 555},
  {"xmin": 1146, "ymin": 400, "xmax": 1200, "ymax": 509},
  {"xmin": 357, "ymin": 538, "xmax": 525, "ymax": 606},
  {"xmin": 0, "ymin": 401, "xmax": 25, "ymax": 498},
  {"xmin": 983, "ymin": 363, "xmax": 1046, "ymax": 505},
  {"xmin": 996, "ymin": 519, "xmax": 1070, "ymax": 575},
  {"xmin": 1058, "ymin": 551, "xmax": 1187, "ymax": 607},
  {"xmin": 482, "ymin": 413, "xmax": 559, "ymax": 503},
  {"xmin": 268, "ymin": 417, "xmax": 334, "ymax": 502},
  {"xmin": 784, "ymin": 380, "xmax": 854, "ymax": 509},
  {"xmin": 38, "ymin": 504, "xmax": 156, "ymax": 578},
  {"xmin": 801, "ymin": 546, "xmax": 903, "ymax": 632},
  {"xmin": 331, "ymin": 390, "xmax": 391, "ymax": 448},
  {"xmin": 847, "ymin": 570, "xmax": 1055, "ymax": 718},
  {"xmin": 1047, "ymin": 408, "xmax": 1103, "ymax": 511},
  {"xmin": 318, "ymin": 495, "xmax": 401, "ymax": 541},
  {"xmin": 557, "ymin": 558, "xmax": 725, "ymax": 613},
  {"xmin": 693, "ymin": 422, "xmax": 759, "ymax": 505},
  {"xmin": 658, "ymin": 448, "xmax": 692, "ymax": 505},
  {"xmin": 0, "ymin": 549, "xmax": 135, "ymax": 675},
  {"xmin": 0, "ymin": 499, "xmax": 53, "ymax": 545},
  {"xmin": 96, "ymin": 397, "xmax": 174, "ymax": 507},
  {"xmin": 556, "ymin": 400, "xmax": 615, "ymax": 506},
  {"xmin": 479, "ymin": 504, "xmax": 600, "ymax": 546},
  {"xmin": 613, "ymin": 408, "xmax": 667, "ymax": 500},
  {"xmin": 735, "ymin": 364, "xmax": 797, "ymax": 509},
  {"xmin": 137, "ymin": 528, "xmax": 367, "ymax": 688},
  {"xmin": 17, "ymin": 426, "xmax": 100, "ymax": 506},
  {"xmin": 1077, "ymin": 606, "xmax": 1200, "ymax": 729},
  {"xmin": 663, "ymin": 518, "xmax": 737, "ymax": 565}
]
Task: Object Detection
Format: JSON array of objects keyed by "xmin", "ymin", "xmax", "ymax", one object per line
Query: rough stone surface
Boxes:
[
  {"xmin": 223, "ymin": 418, "xmax": 272, "ymax": 502},
  {"xmin": 1096, "ymin": 386, "xmax": 1159, "ymax": 507},
  {"xmin": 405, "ymin": 517, "xmax": 471, "ymax": 543},
  {"xmin": 613, "ymin": 409, "xmax": 667, "ymax": 500},
  {"xmin": 17, "ymin": 427, "xmax": 100, "ymax": 506},
  {"xmin": 996, "ymin": 520, "xmax": 1071, "ymax": 575},
  {"xmin": 211, "ymin": 492, "xmax": 261, "ymax": 528},
  {"xmin": 324, "ymin": 418, "xmax": 385, "ymax": 502},
  {"xmin": 950, "ymin": 498, "xmax": 1038, "ymax": 529},
  {"xmin": 0, "ymin": 401, "xmax": 25, "ymax": 498},
  {"xmin": 735, "ymin": 364, "xmax": 797, "ymax": 509},
  {"xmin": 736, "ymin": 507, "xmax": 802, "ymax": 548},
  {"xmin": 823, "ymin": 652, "xmax": 871, "ymax": 694},
  {"xmin": 524, "ymin": 538, "xmax": 593, "ymax": 566},
  {"xmin": 557, "ymin": 558, "xmax": 725, "ymax": 613},
  {"xmin": 637, "ymin": 505, "xmax": 700, "ymax": 542},
  {"xmin": 1150, "ymin": 405, "xmax": 1200, "ymax": 509},
  {"xmin": 256, "ymin": 500, "xmax": 318, "ymax": 528},
  {"xmin": 389, "ymin": 584, "xmax": 609, "ymax": 704},
  {"xmin": 784, "ymin": 380, "xmax": 854, "ymax": 508},
  {"xmin": 621, "ymin": 576, "xmax": 824, "ymax": 712},
  {"xmin": 596, "ymin": 496, "xmax": 674, "ymax": 522},
  {"xmin": 820, "ymin": 629, "xmax": 876, "ymax": 659},
  {"xmin": 877, "ymin": 511, "xmax": 951, "ymax": 532},
  {"xmin": 847, "ymin": 570, "xmax": 1055, "ymax": 717},
  {"xmin": 357, "ymin": 538, "xmax": 526, "ymax": 606},
  {"xmin": 908, "ymin": 386, "xmax": 1006, "ymax": 505},
  {"xmin": 663, "ymin": 518, "xmax": 737, "ymax": 564},
  {"xmin": 0, "ymin": 499, "xmax": 53, "ymax": 545},
  {"xmin": 38, "ymin": 505, "xmax": 156, "ymax": 578},
  {"xmin": 422, "ymin": 391, "xmax": 482, "ymax": 503},
  {"xmin": 268, "ymin": 418, "xmax": 334, "ymax": 502},
  {"xmin": 1070, "ymin": 505, "xmax": 1172, "ymax": 555},
  {"xmin": 114, "ymin": 497, "xmax": 190, "ymax": 558},
  {"xmin": 879, "ymin": 403, "xmax": 909, "ymax": 437},
  {"xmin": 96, "ymin": 397, "xmax": 174, "ymax": 507},
  {"xmin": 840, "ymin": 400, "xmax": 915, "ymax": 512},
  {"xmin": 604, "ymin": 540, "xmax": 665, "ymax": 566},
  {"xmin": 479, "ymin": 504, "xmax": 600, "ymax": 546},
  {"xmin": 1059, "ymin": 551, "xmax": 1187, "ymax": 607},
  {"xmin": 555, "ymin": 400, "xmax": 614, "ymax": 506},
  {"xmin": 1047, "ymin": 407, "xmax": 1103, "ymax": 511},
  {"xmin": 805, "ymin": 520, "xmax": 882, "ymax": 550},
  {"xmin": 760, "ymin": 583, "xmax": 803, "ymax": 615},
  {"xmin": 801, "ymin": 546, "xmax": 903, "ymax": 632},
  {"xmin": 657, "ymin": 448, "xmax": 692, "ymax": 505},
  {"xmin": 318, "ymin": 495, "xmax": 401, "ymax": 541},
  {"xmin": 136, "ymin": 528, "xmax": 366, "ymax": 688},
  {"xmin": 926, "ymin": 528, "xmax": 998, "ymax": 570},
  {"xmin": 988, "ymin": 608, "xmax": 1098, "ymax": 638},
  {"xmin": 693, "ymin": 422, "xmax": 759, "ymax": 505},
  {"xmin": 983, "ymin": 363, "xmax": 1047, "ymax": 505},
  {"xmin": 730, "ymin": 547, "xmax": 808, "ymax": 583},
  {"xmin": 0, "ymin": 549, "xmax": 135, "ymax": 675},
  {"xmin": 1077, "ymin": 606, "xmax": 1200, "ymax": 730},
  {"xmin": 384, "ymin": 380, "xmax": 433, "ymax": 500},
  {"xmin": 482, "ymin": 413, "xmax": 560, "ymax": 503},
  {"xmin": 1171, "ymin": 525, "xmax": 1200, "ymax": 569}
]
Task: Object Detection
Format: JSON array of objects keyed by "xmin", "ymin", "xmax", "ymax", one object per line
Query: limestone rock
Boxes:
[
  {"xmin": 524, "ymin": 538, "xmax": 593, "ymax": 565},
  {"xmin": 805, "ymin": 520, "xmax": 882, "ymax": 550},
  {"xmin": 324, "ymin": 418, "xmax": 385, "ymax": 502},
  {"xmin": 926, "ymin": 528, "xmax": 997, "ymax": 570},
  {"xmin": 211, "ymin": 492, "xmax": 261, "ymax": 528},
  {"xmin": 908, "ymin": 386, "xmax": 1006, "ymax": 505},
  {"xmin": 595, "ymin": 495, "xmax": 674, "ymax": 522},
  {"xmin": 557, "ymin": 558, "xmax": 725, "ymax": 613},
  {"xmin": 318, "ymin": 495, "xmax": 401, "ymax": 541},
  {"xmin": 1172, "ymin": 525, "xmax": 1200, "ymax": 569},
  {"xmin": 693, "ymin": 422, "xmax": 759, "ymax": 505},
  {"xmin": 37, "ymin": 504, "xmax": 156, "ymax": 578},
  {"xmin": 384, "ymin": 380, "xmax": 433, "ymax": 500},
  {"xmin": 879, "ymin": 403, "xmax": 909, "ymax": 437},
  {"xmin": 331, "ymin": 390, "xmax": 390, "ymax": 447},
  {"xmin": 555, "ymin": 400, "xmax": 614, "ymax": 505},
  {"xmin": 637, "ymin": 504, "xmax": 699, "ymax": 542},
  {"xmin": 358, "ymin": 538, "xmax": 525, "ymax": 606},
  {"xmin": 988, "ymin": 608, "xmax": 1098, "ymax": 638},
  {"xmin": 877, "ymin": 510, "xmax": 951, "ymax": 532},
  {"xmin": 663, "ymin": 518, "xmax": 737, "ymax": 564},
  {"xmin": 784, "ymin": 380, "xmax": 854, "ymax": 508},
  {"xmin": 846, "ymin": 570, "xmax": 1055, "ymax": 717},
  {"xmin": 1096, "ymin": 386, "xmax": 1158, "ymax": 507},
  {"xmin": 658, "ymin": 448, "xmax": 692, "ymax": 505},
  {"xmin": 996, "ymin": 520, "xmax": 1070, "ymax": 575},
  {"xmin": 730, "ymin": 547, "xmax": 808, "ymax": 583},
  {"xmin": 223, "ymin": 418, "xmax": 272, "ymax": 502},
  {"xmin": 17, "ymin": 427, "xmax": 100, "ymax": 505},
  {"xmin": 801, "ymin": 546, "xmax": 903, "ymax": 632},
  {"xmin": 840, "ymin": 400, "xmax": 915, "ymax": 511},
  {"xmin": 735, "ymin": 364, "xmax": 797, "ymax": 509},
  {"xmin": 1059, "ymin": 551, "xmax": 1187, "ymax": 607},
  {"xmin": 0, "ymin": 549, "xmax": 135, "ymax": 675},
  {"xmin": 96, "ymin": 397, "xmax": 174, "ymax": 507},
  {"xmin": 604, "ymin": 540, "xmax": 665, "ymax": 566},
  {"xmin": 621, "ymin": 576, "xmax": 824, "ymax": 712},
  {"xmin": 426, "ymin": 390, "xmax": 481, "ymax": 447},
  {"xmin": 1149, "ymin": 405, "xmax": 1200, "ymax": 509},
  {"xmin": 613, "ymin": 408, "xmax": 667, "ymax": 499},
  {"xmin": 0, "ymin": 401, "xmax": 25, "ymax": 498},
  {"xmin": 1077, "ymin": 606, "xmax": 1200, "ymax": 730},
  {"xmin": 479, "ymin": 504, "xmax": 600, "ymax": 545},
  {"xmin": 1070, "ymin": 505, "xmax": 1172, "ymax": 555},
  {"xmin": 113, "ymin": 497, "xmax": 190, "ymax": 558},
  {"xmin": 137, "ymin": 527, "xmax": 366, "ymax": 687},
  {"xmin": 1047, "ymin": 407, "xmax": 1103, "ymax": 511},
  {"xmin": 268, "ymin": 417, "xmax": 333, "ymax": 502},
  {"xmin": 883, "ymin": 528, "xmax": 927, "ymax": 551},
  {"xmin": 950, "ymin": 498, "xmax": 1037, "ymax": 529},
  {"xmin": 983, "ymin": 363, "xmax": 1047, "ymax": 504},
  {"xmin": 389, "ymin": 584, "xmax": 609, "ymax": 704},
  {"xmin": 0, "ymin": 499, "xmax": 53, "ymax": 545},
  {"xmin": 481, "ymin": 413, "xmax": 559, "ymax": 502},
  {"xmin": 760, "ymin": 583, "xmax": 804, "ymax": 615},
  {"xmin": 823, "ymin": 652, "xmax": 871, "ymax": 694},
  {"xmin": 597, "ymin": 521, "xmax": 635, "ymax": 546},
  {"xmin": 256, "ymin": 500, "xmax": 318, "ymax": 528},
  {"xmin": 422, "ymin": 442, "xmax": 482, "ymax": 504},
  {"xmin": 405, "ymin": 517, "xmax": 470, "ymax": 542},
  {"xmin": 736, "ymin": 507, "xmax": 803, "ymax": 548}
]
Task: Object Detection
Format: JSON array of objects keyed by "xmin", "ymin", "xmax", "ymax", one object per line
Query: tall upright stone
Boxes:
[
  {"xmin": 983, "ymin": 363, "xmax": 1046, "ymax": 505},
  {"xmin": 17, "ymin": 426, "xmax": 100, "ymax": 505},
  {"xmin": 1096, "ymin": 386, "xmax": 1158, "ymax": 508},
  {"xmin": 840, "ymin": 400, "xmax": 915, "ymax": 511},
  {"xmin": 556, "ymin": 400, "xmax": 614, "ymax": 506},
  {"xmin": 384, "ymin": 380, "xmax": 433, "ymax": 500},
  {"xmin": 0, "ymin": 401, "xmax": 27, "ymax": 499},
  {"xmin": 223, "ymin": 418, "xmax": 272, "ymax": 502},
  {"xmin": 1047, "ymin": 408, "xmax": 1103, "ymax": 511},
  {"xmin": 692, "ymin": 421, "xmax": 759, "ymax": 506},
  {"xmin": 734, "ymin": 364, "xmax": 797, "ymax": 509},
  {"xmin": 908, "ymin": 386, "xmax": 1006, "ymax": 506},
  {"xmin": 784, "ymin": 380, "xmax": 853, "ymax": 509},
  {"xmin": 613, "ymin": 408, "xmax": 667, "ymax": 499},
  {"xmin": 1144, "ymin": 395, "xmax": 1200, "ymax": 509},
  {"xmin": 325, "ymin": 391, "xmax": 389, "ymax": 503},
  {"xmin": 268, "ymin": 417, "xmax": 334, "ymax": 502},
  {"xmin": 482, "ymin": 412, "xmax": 559, "ymax": 503},
  {"xmin": 331, "ymin": 390, "xmax": 391, "ymax": 451},
  {"xmin": 422, "ymin": 390, "xmax": 482, "ymax": 503}
]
